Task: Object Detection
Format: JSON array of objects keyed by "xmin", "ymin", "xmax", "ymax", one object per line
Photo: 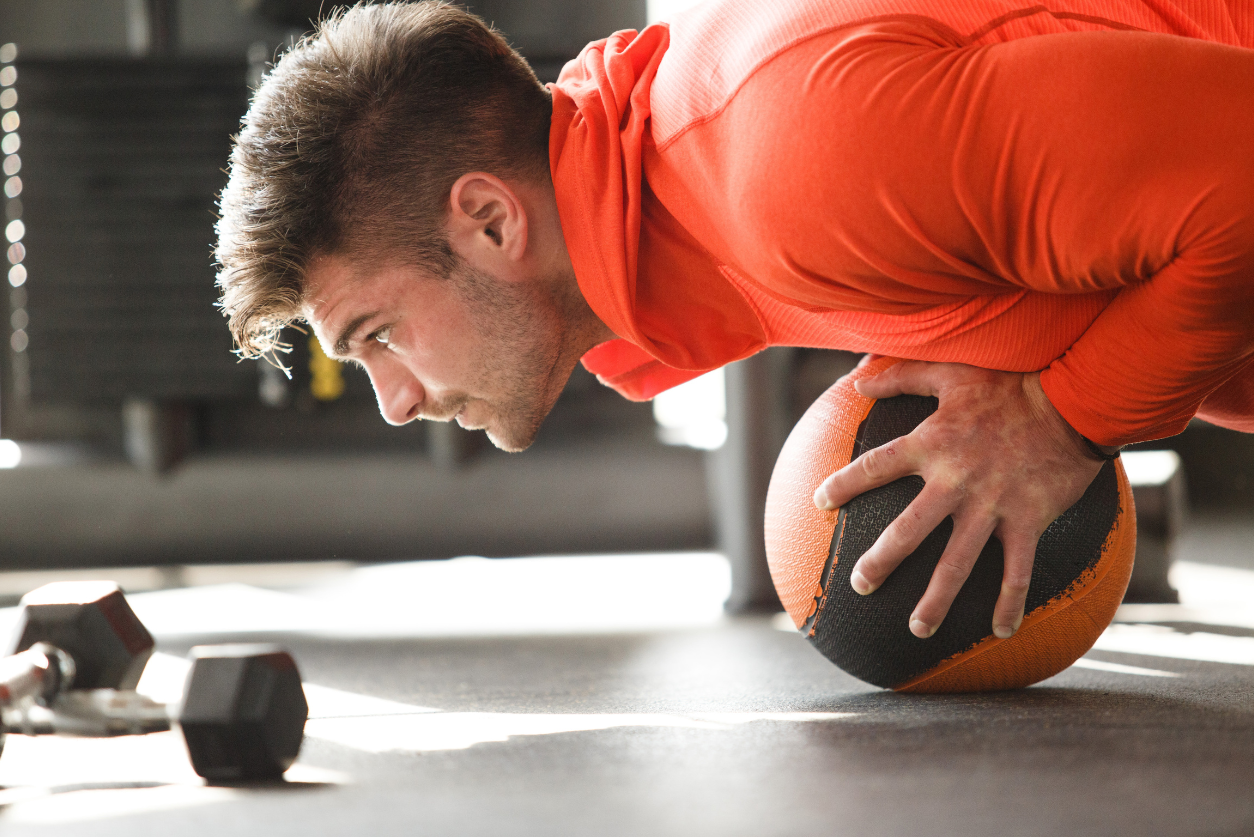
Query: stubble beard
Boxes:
[{"xmin": 451, "ymin": 262, "xmax": 585, "ymax": 453}]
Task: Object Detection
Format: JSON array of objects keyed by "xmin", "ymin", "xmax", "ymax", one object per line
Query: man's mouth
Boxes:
[{"xmin": 453, "ymin": 404, "xmax": 481, "ymax": 430}]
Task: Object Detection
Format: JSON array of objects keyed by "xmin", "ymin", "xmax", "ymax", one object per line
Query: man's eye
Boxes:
[{"xmin": 372, "ymin": 326, "xmax": 392, "ymax": 346}]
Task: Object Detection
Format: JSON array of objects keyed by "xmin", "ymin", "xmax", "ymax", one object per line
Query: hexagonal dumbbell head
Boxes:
[
  {"xmin": 178, "ymin": 644, "xmax": 308, "ymax": 782},
  {"xmin": 5, "ymin": 581, "xmax": 154, "ymax": 690}
]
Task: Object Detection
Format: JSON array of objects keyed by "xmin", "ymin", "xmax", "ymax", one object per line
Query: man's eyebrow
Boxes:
[{"xmin": 332, "ymin": 312, "xmax": 379, "ymax": 358}]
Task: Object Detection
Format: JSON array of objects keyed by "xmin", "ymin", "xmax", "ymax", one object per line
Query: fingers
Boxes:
[
  {"xmin": 849, "ymin": 480, "xmax": 962, "ymax": 597},
  {"xmin": 809, "ymin": 360, "xmax": 1055, "ymax": 643},
  {"xmin": 853, "ymin": 360, "xmax": 944, "ymax": 400},
  {"xmin": 905, "ymin": 521, "xmax": 1037, "ymax": 641},
  {"xmin": 906, "ymin": 515, "xmax": 998, "ymax": 639},
  {"xmin": 813, "ymin": 435, "xmax": 920, "ymax": 512},
  {"xmin": 991, "ymin": 527, "xmax": 1037, "ymax": 640}
]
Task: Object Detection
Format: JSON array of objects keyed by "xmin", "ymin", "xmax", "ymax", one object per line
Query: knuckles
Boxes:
[
  {"xmin": 884, "ymin": 507, "xmax": 926, "ymax": 547},
  {"xmin": 856, "ymin": 444, "xmax": 894, "ymax": 482},
  {"xmin": 931, "ymin": 555, "xmax": 974, "ymax": 587},
  {"xmin": 1000, "ymin": 577, "xmax": 1032, "ymax": 598}
]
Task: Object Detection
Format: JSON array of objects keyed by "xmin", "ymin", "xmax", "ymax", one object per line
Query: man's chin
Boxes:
[
  {"xmin": 485, "ymin": 433, "xmax": 531, "ymax": 453},
  {"xmin": 482, "ymin": 404, "xmax": 554, "ymax": 453},
  {"xmin": 483, "ymin": 425, "xmax": 539, "ymax": 453}
]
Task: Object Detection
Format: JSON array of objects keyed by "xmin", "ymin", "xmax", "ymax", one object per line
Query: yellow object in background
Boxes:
[{"xmin": 309, "ymin": 337, "xmax": 345, "ymax": 401}]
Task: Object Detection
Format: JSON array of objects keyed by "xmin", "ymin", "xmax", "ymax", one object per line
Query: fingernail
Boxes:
[
  {"xmin": 850, "ymin": 570, "xmax": 874, "ymax": 595},
  {"xmin": 813, "ymin": 488, "xmax": 834, "ymax": 510},
  {"xmin": 994, "ymin": 609, "xmax": 1025, "ymax": 639},
  {"xmin": 910, "ymin": 618, "xmax": 934, "ymax": 639}
]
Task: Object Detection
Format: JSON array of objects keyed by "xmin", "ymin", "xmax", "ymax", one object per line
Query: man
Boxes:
[{"xmin": 215, "ymin": 0, "xmax": 1254, "ymax": 643}]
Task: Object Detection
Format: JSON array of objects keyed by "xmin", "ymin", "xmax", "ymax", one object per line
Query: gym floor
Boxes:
[{"xmin": 0, "ymin": 516, "xmax": 1251, "ymax": 836}]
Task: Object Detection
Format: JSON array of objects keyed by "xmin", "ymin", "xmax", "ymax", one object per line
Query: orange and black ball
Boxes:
[{"xmin": 764, "ymin": 357, "xmax": 1136, "ymax": 692}]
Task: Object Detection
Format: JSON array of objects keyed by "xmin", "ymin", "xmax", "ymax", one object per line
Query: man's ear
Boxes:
[{"xmin": 446, "ymin": 172, "xmax": 528, "ymax": 275}]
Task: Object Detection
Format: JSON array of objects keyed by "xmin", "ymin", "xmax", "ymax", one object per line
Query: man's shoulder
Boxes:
[
  {"xmin": 649, "ymin": 0, "xmax": 968, "ymax": 146},
  {"xmin": 648, "ymin": 0, "xmax": 1227, "ymax": 146}
]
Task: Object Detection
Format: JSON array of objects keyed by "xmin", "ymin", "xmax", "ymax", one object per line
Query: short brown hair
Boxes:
[{"xmin": 215, "ymin": 1, "xmax": 552, "ymax": 358}]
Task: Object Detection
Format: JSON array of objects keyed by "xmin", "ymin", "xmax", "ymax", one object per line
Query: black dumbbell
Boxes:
[
  {"xmin": 0, "ymin": 579, "xmax": 155, "ymax": 721},
  {"xmin": 0, "ymin": 581, "xmax": 309, "ymax": 781},
  {"xmin": 179, "ymin": 643, "xmax": 311, "ymax": 781},
  {"xmin": 3, "ymin": 580, "xmax": 154, "ymax": 693}
]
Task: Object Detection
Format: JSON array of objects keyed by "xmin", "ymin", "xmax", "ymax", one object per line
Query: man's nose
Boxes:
[{"xmin": 369, "ymin": 364, "xmax": 423, "ymax": 426}]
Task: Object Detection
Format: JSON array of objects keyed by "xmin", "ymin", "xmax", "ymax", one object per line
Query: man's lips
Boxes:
[
  {"xmin": 453, "ymin": 404, "xmax": 482, "ymax": 430},
  {"xmin": 421, "ymin": 404, "xmax": 470, "ymax": 426}
]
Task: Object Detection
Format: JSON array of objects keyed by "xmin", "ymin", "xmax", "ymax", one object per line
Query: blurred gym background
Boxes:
[{"xmin": 0, "ymin": 0, "xmax": 1250, "ymax": 612}]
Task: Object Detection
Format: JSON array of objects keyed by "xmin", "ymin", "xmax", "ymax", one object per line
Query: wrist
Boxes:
[
  {"xmin": 1032, "ymin": 370, "xmax": 1128, "ymax": 462},
  {"xmin": 1021, "ymin": 372, "xmax": 1114, "ymax": 465}
]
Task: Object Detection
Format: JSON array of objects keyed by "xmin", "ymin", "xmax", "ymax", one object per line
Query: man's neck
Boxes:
[{"xmin": 524, "ymin": 176, "xmax": 618, "ymax": 350}]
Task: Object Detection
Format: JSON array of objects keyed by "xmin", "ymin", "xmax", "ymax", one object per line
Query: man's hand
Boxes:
[{"xmin": 811, "ymin": 360, "xmax": 1106, "ymax": 641}]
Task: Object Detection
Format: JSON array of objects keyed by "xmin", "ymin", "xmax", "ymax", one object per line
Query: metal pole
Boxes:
[{"xmin": 707, "ymin": 348, "xmax": 793, "ymax": 614}]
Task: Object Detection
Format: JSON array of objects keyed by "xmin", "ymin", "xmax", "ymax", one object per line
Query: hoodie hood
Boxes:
[{"xmin": 549, "ymin": 25, "xmax": 738, "ymax": 400}]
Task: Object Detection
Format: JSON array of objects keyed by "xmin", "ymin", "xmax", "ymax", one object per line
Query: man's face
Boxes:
[{"xmin": 304, "ymin": 253, "xmax": 579, "ymax": 452}]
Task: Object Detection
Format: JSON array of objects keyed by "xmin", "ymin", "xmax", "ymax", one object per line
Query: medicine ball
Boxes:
[{"xmin": 764, "ymin": 356, "xmax": 1136, "ymax": 692}]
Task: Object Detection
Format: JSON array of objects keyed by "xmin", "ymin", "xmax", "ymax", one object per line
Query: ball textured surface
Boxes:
[{"xmin": 764, "ymin": 357, "xmax": 1137, "ymax": 692}]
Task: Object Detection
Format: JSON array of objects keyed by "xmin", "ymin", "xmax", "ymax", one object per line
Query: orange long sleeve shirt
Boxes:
[{"xmin": 548, "ymin": 0, "xmax": 1254, "ymax": 446}]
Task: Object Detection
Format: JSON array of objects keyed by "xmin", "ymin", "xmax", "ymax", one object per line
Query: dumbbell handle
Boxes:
[
  {"xmin": 0, "ymin": 643, "xmax": 75, "ymax": 709},
  {"xmin": 2, "ymin": 688, "xmax": 170, "ymax": 737}
]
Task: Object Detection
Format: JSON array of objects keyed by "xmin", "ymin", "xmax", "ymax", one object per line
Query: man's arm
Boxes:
[
  {"xmin": 957, "ymin": 31, "xmax": 1254, "ymax": 445},
  {"xmin": 783, "ymin": 26, "xmax": 1254, "ymax": 637},
  {"xmin": 714, "ymin": 23, "xmax": 1254, "ymax": 436}
]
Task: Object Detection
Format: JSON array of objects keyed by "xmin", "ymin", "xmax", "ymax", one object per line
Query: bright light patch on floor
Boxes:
[
  {"xmin": 0, "ymin": 438, "xmax": 20, "ymax": 468},
  {"xmin": 304, "ymin": 683, "xmax": 441, "ymax": 719},
  {"xmin": 0, "ymin": 732, "xmax": 343, "ymax": 825},
  {"xmin": 138, "ymin": 653, "xmax": 855, "ymax": 756},
  {"xmin": 0, "ymin": 731, "xmax": 202, "ymax": 792},
  {"xmin": 1115, "ymin": 561, "xmax": 1254, "ymax": 638},
  {"xmin": 1069, "ymin": 658, "xmax": 1180, "ymax": 678},
  {"xmin": 135, "ymin": 651, "xmax": 191, "ymax": 703},
  {"xmin": 1171, "ymin": 560, "xmax": 1254, "ymax": 611},
  {"xmin": 138, "ymin": 652, "xmax": 441, "ymax": 717},
  {"xmin": 0, "ymin": 784, "xmax": 234, "ymax": 826},
  {"xmin": 54, "ymin": 553, "xmax": 733, "ymax": 640},
  {"xmin": 1093, "ymin": 623, "xmax": 1254, "ymax": 666},
  {"xmin": 306, "ymin": 710, "xmax": 856, "ymax": 754}
]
